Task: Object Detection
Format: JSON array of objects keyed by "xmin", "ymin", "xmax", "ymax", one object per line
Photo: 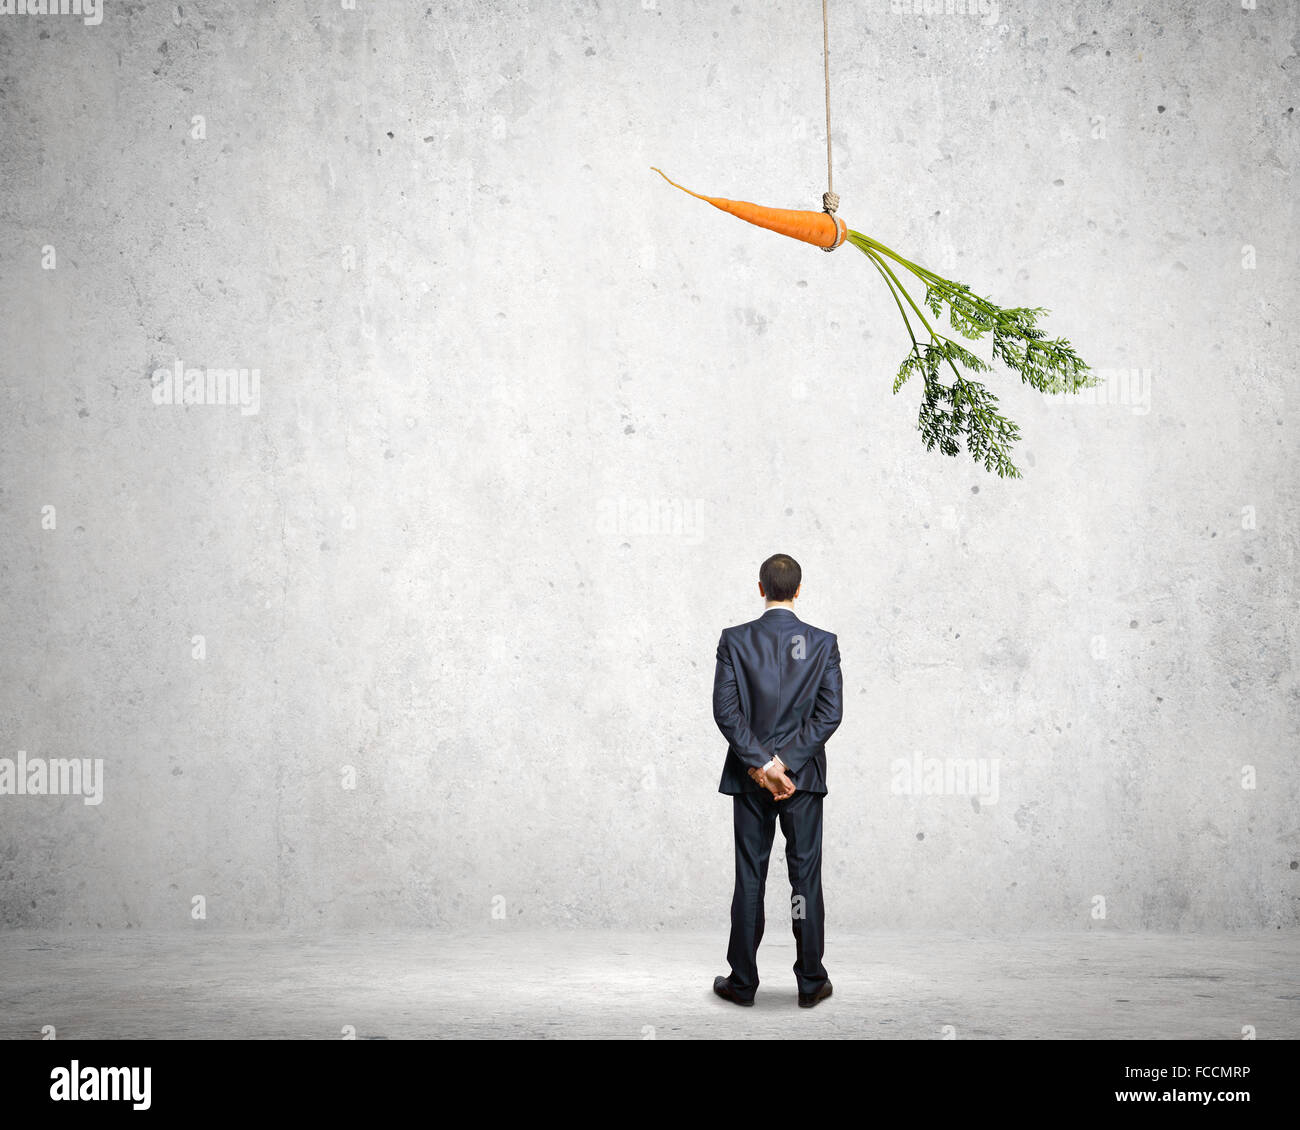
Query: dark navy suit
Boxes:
[{"xmin": 712, "ymin": 606, "xmax": 843, "ymax": 999}]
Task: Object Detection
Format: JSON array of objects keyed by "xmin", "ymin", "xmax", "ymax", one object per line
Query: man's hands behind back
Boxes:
[{"xmin": 748, "ymin": 759, "xmax": 796, "ymax": 801}]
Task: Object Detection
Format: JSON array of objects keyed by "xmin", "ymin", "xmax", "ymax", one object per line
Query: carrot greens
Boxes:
[{"xmin": 846, "ymin": 229, "xmax": 1095, "ymax": 480}]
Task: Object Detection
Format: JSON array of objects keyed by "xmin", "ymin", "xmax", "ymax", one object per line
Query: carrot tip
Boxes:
[{"xmin": 651, "ymin": 166, "xmax": 708, "ymax": 203}]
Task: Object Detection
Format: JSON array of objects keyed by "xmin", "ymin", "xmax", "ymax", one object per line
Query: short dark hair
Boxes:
[{"xmin": 759, "ymin": 554, "xmax": 801, "ymax": 602}]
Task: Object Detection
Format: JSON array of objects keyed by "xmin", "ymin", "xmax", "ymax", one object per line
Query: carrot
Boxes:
[
  {"xmin": 652, "ymin": 167, "xmax": 846, "ymax": 251},
  {"xmin": 653, "ymin": 165, "xmax": 1095, "ymax": 479}
]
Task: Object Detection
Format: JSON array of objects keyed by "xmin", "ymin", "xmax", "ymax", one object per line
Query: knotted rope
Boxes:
[{"xmin": 820, "ymin": 0, "xmax": 840, "ymax": 250}]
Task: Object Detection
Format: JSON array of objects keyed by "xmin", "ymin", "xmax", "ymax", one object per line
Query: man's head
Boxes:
[{"xmin": 758, "ymin": 553, "xmax": 802, "ymax": 604}]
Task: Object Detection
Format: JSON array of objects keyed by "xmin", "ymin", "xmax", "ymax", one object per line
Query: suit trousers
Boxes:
[{"xmin": 726, "ymin": 788, "xmax": 829, "ymax": 1000}]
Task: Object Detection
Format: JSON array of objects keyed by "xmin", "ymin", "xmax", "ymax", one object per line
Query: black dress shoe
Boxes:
[
  {"xmin": 713, "ymin": 975, "xmax": 755, "ymax": 1006},
  {"xmin": 798, "ymin": 981, "xmax": 833, "ymax": 1008}
]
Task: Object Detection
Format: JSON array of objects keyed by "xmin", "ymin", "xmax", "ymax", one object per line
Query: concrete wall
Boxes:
[{"xmin": 0, "ymin": 0, "xmax": 1295, "ymax": 932}]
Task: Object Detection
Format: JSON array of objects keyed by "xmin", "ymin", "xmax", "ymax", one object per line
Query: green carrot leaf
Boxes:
[{"xmin": 849, "ymin": 229, "xmax": 1094, "ymax": 477}]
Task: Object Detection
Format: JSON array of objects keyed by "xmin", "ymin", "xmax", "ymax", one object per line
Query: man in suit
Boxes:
[{"xmin": 711, "ymin": 553, "xmax": 843, "ymax": 1008}]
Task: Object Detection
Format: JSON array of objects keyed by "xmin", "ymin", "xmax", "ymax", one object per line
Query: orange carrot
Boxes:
[{"xmin": 652, "ymin": 167, "xmax": 846, "ymax": 251}]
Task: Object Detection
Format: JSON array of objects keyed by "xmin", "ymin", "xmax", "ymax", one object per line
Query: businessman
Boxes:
[{"xmin": 711, "ymin": 553, "xmax": 843, "ymax": 1008}]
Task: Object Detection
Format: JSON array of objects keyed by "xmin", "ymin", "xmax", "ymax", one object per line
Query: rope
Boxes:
[
  {"xmin": 820, "ymin": 0, "xmax": 840, "ymax": 252},
  {"xmin": 822, "ymin": 0, "xmax": 837, "ymax": 215}
]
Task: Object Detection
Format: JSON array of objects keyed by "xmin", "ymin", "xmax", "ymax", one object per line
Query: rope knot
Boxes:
[{"xmin": 822, "ymin": 190, "xmax": 840, "ymax": 214}]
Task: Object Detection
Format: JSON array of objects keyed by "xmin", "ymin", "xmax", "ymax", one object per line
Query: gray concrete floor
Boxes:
[{"xmin": 1, "ymin": 929, "xmax": 1295, "ymax": 1039}]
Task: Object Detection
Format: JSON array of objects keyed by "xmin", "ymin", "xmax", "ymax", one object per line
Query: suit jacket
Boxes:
[{"xmin": 713, "ymin": 607, "xmax": 843, "ymax": 796}]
